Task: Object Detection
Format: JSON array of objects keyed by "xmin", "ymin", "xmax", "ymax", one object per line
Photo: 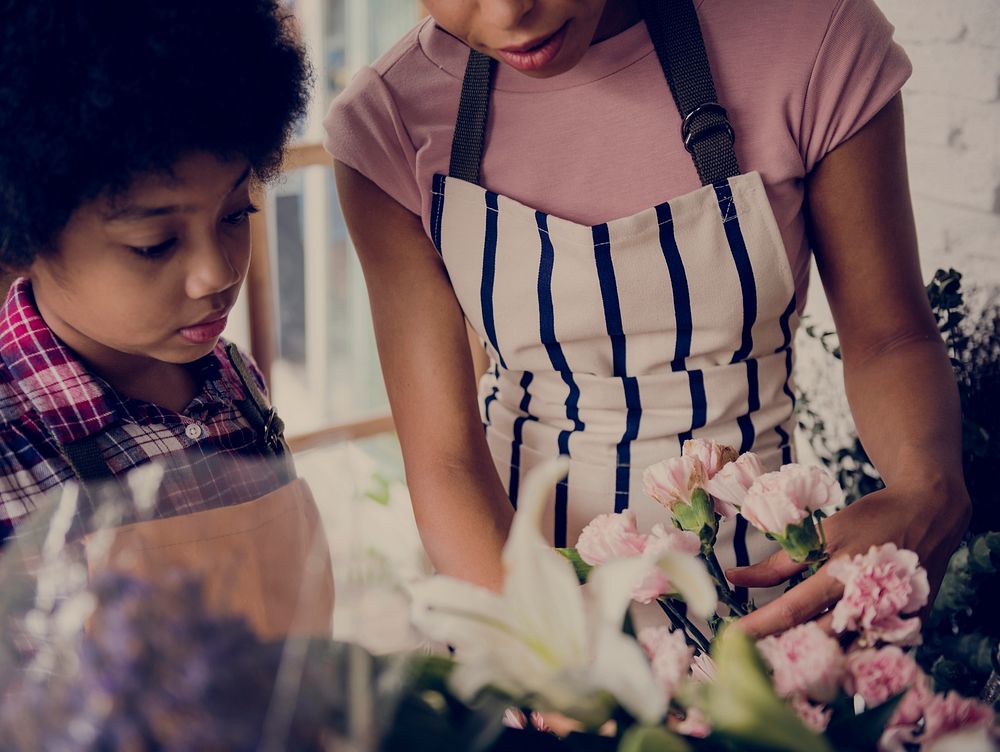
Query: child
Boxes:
[
  {"xmin": 325, "ymin": 0, "xmax": 971, "ymax": 636},
  {"xmin": 0, "ymin": 2, "xmax": 307, "ymax": 534}
]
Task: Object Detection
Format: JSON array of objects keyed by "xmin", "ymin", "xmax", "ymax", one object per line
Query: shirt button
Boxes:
[{"xmin": 185, "ymin": 422, "xmax": 205, "ymax": 440}]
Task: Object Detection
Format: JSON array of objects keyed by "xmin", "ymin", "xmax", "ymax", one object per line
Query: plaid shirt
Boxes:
[{"xmin": 0, "ymin": 278, "xmax": 287, "ymax": 542}]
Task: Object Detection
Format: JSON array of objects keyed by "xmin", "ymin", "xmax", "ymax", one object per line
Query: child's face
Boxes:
[
  {"xmin": 29, "ymin": 152, "xmax": 254, "ymax": 376},
  {"xmin": 425, "ymin": 0, "xmax": 637, "ymax": 77}
]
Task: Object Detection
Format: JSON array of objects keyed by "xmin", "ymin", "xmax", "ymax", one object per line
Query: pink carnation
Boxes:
[
  {"xmin": 631, "ymin": 523, "xmax": 701, "ymax": 603},
  {"xmin": 741, "ymin": 464, "xmax": 844, "ymax": 535},
  {"xmin": 681, "ymin": 439, "xmax": 738, "ymax": 478},
  {"xmin": 638, "ymin": 626, "xmax": 693, "ymax": 700},
  {"xmin": 845, "ymin": 646, "xmax": 920, "ymax": 709},
  {"xmin": 576, "ymin": 511, "xmax": 647, "ymax": 566},
  {"xmin": 920, "ymin": 692, "xmax": 996, "ymax": 749},
  {"xmin": 702, "ymin": 452, "xmax": 767, "ymax": 518},
  {"xmin": 828, "ymin": 543, "xmax": 930, "ymax": 646},
  {"xmin": 643, "ymin": 456, "xmax": 706, "ymax": 512},
  {"xmin": 790, "ymin": 696, "xmax": 832, "ymax": 733},
  {"xmin": 756, "ymin": 622, "xmax": 845, "ymax": 702}
]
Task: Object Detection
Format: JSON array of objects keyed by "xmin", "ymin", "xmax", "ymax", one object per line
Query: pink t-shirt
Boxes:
[{"xmin": 324, "ymin": 0, "xmax": 911, "ymax": 308}]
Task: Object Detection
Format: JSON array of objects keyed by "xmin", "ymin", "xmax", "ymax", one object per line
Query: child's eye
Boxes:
[
  {"xmin": 128, "ymin": 238, "xmax": 176, "ymax": 259},
  {"xmin": 222, "ymin": 203, "xmax": 260, "ymax": 226}
]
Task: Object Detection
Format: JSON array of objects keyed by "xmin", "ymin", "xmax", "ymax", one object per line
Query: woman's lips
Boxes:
[
  {"xmin": 179, "ymin": 315, "xmax": 228, "ymax": 344},
  {"xmin": 497, "ymin": 22, "xmax": 569, "ymax": 72}
]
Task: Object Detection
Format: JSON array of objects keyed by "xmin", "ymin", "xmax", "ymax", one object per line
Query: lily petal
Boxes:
[{"xmin": 653, "ymin": 551, "xmax": 718, "ymax": 620}]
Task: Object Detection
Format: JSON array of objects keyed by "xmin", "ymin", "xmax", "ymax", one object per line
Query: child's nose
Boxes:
[
  {"xmin": 480, "ymin": 0, "xmax": 536, "ymax": 31},
  {"xmin": 186, "ymin": 241, "xmax": 242, "ymax": 299}
]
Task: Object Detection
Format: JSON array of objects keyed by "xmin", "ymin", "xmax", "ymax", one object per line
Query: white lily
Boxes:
[{"xmin": 410, "ymin": 458, "xmax": 683, "ymax": 727}]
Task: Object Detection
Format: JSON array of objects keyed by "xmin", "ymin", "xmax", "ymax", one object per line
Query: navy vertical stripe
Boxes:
[
  {"xmin": 714, "ymin": 181, "xmax": 757, "ymax": 364},
  {"xmin": 508, "ymin": 371, "xmax": 538, "ymax": 508},
  {"xmin": 593, "ymin": 224, "xmax": 642, "ymax": 513},
  {"xmin": 714, "ymin": 180, "xmax": 759, "ymax": 608},
  {"xmin": 656, "ymin": 202, "xmax": 705, "ymax": 451},
  {"xmin": 537, "ymin": 211, "xmax": 583, "ymax": 547},
  {"xmin": 736, "ymin": 359, "xmax": 759, "ymax": 452},
  {"xmin": 483, "ymin": 362, "xmax": 500, "ymax": 425},
  {"xmin": 733, "ymin": 515, "xmax": 751, "ymax": 606},
  {"xmin": 481, "ymin": 191, "xmax": 508, "ymax": 369},
  {"xmin": 774, "ymin": 295, "xmax": 797, "ymax": 463},
  {"xmin": 430, "ymin": 174, "xmax": 446, "ymax": 255}
]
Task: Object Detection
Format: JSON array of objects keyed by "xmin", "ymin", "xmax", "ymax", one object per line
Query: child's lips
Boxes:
[{"xmin": 179, "ymin": 314, "xmax": 228, "ymax": 343}]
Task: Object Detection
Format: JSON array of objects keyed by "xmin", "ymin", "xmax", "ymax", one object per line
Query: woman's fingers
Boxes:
[
  {"xmin": 735, "ymin": 566, "xmax": 843, "ymax": 639},
  {"xmin": 725, "ymin": 549, "xmax": 806, "ymax": 588}
]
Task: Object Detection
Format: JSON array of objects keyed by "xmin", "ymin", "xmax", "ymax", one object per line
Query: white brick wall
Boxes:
[{"xmin": 882, "ymin": 0, "xmax": 1000, "ymax": 286}]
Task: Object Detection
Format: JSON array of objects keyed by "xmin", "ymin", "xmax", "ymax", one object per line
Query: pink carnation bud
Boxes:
[
  {"xmin": 643, "ymin": 456, "xmax": 707, "ymax": 512},
  {"xmin": 845, "ymin": 646, "xmax": 920, "ymax": 709},
  {"xmin": 576, "ymin": 511, "xmax": 647, "ymax": 566},
  {"xmin": 790, "ymin": 696, "xmax": 832, "ymax": 733},
  {"xmin": 741, "ymin": 464, "xmax": 844, "ymax": 536},
  {"xmin": 630, "ymin": 523, "xmax": 701, "ymax": 603},
  {"xmin": 828, "ymin": 543, "xmax": 930, "ymax": 646},
  {"xmin": 702, "ymin": 452, "xmax": 766, "ymax": 518},
  {"xmin": 638, "ymin": 626, "xmax": 693, "ymax": 700},
  {"xmin": 681, "ymin": 439, "xmax": 738, "ymax": 478},
  {"xmin": 756, "ymin": 622, "xmax": 845, "ymax": 703}
]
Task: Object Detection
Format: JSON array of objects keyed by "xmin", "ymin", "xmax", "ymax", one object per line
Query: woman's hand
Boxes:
[
  {"xmin": 728, "ymin": 481, "xmax": 970, "ymax": 638},
  {"xmin": 730, "ymin": 92, "xmax": 972, "ymax": 637}
]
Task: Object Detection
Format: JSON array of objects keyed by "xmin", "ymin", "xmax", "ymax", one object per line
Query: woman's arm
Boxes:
[
  {"xmin": 730, "ymin": 94, "xmax": 972, "ymax": 636},
  {"xmin": 334, "ymin": 161, "xmax": 513, "ymax": 590}
]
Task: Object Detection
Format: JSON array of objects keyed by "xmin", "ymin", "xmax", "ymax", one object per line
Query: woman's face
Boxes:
[{"xmin": 423, "ymin": 0, "xmax": 640, "ymax": 77}]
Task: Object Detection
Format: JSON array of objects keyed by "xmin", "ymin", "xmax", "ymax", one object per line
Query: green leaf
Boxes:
[
  {"xmin": 825, "ymin": 694, "xmax": 902, "ymax": 751},
  {"xmin": 617, "ymin": 725, "xmax": 692, "ymax": 752},
  {"xmin": 557, "ymin": 547, "xmax": 594, "ymax": 585},
  {"xmin": 970, "ymin": 533, "xmax": 1000, "ymax": 574}
]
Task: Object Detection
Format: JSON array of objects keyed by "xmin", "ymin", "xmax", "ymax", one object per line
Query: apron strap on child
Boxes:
[
  {"xmin": 224, "ymin": 342, "xmax": 293, "ymax": 462},
  {"xmin": 448, "ymin": 0, "xmax": 740, "ymax": 187},
  {"xmin": 640, "ymin": 0, "xmax": 740, "ymax": 185},
  {"xmin": 449, "ymin": 48, "xmax": 497, "ymax": 185}
]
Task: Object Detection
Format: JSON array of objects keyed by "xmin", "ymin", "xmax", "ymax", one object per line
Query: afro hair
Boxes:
[{"xmin": 0, "ymin": 0, "xmax": 312, "ymax": 269}]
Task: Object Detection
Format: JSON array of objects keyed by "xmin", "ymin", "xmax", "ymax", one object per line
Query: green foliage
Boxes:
[
  {"xmin": 557, "ymin": 547, "xmax": 595, "ymax": 585},
  {"xmin": 798, "ymin": 268, "xmax": 1000, "ymax": 697}
]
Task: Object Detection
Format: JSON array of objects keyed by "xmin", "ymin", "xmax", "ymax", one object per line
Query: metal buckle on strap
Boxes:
[
  {"xmin": 681, "ymin": 102, "xmax": 735, "ymax": 153},
  {"xmin": 260, "ymin": 408, "xmax": 285, "ymax": 452}
]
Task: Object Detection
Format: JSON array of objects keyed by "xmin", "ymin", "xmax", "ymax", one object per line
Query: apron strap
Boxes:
[
  {"xmin": 448, "ymin": 48, "xmax": 497, "ymax": 184},
  {"xmin": 640, "ymin": 0, "xmax": 740, "ymax": 184},
  {"xmin": 448, "ymin": 0, "xmax": 739, "ymax": 187},
  {"xmin": 224, "ymin": 342, "xmax": 293, "ymax": 461},
  {"xmin": 62, "ymin": 435, "xmax": 115, "ymax": 484}
]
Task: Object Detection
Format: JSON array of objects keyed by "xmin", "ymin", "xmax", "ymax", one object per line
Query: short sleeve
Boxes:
[
  {"xmin": 323, "ymin": 66, "xmax": 422, "ymax": 216},
  {"xmin": 799, "ymin": 0, "xmax": 912, "ymax": 172}
]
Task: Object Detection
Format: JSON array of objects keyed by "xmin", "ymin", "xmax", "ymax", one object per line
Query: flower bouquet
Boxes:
[{"xmin": 407, "ymin": 442, "xmax": 998, "ymax": 751}]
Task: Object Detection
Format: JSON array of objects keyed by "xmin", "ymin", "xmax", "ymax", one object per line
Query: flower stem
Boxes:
[
  {"xmin": 702, "ymin": 547, "xmax": 748, "ymax": 617},
  {"xmin": 657, "ymin": 598, "xmax": 712, "ymax": 654}
]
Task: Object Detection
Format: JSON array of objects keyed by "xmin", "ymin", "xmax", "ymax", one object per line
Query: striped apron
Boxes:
[{"xmin": 431, "ymin": 0, "xmax": 797, "ymax": 604}]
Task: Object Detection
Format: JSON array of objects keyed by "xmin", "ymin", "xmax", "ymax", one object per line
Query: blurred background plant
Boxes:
[{"xmin": 796, "ymin": 268, "xmax": 1000, "ymax": 700}]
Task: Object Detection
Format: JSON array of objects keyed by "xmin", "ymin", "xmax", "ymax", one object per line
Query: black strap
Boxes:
[
  {"xmin": 448, "ymin": 0, "xmax": 739, "ymax": 187},
  {"xmin": 640, "ymin": 0, "xmax": 739, "ymax": 184},
  {"xmin": 448, "ymin": 48, "xmax": 497, "ymax": 184},
  {"xmin": 62, "ymin": 437, "xmax": 115, "ymax": 484},
  {"xmin": 224, "ymin": 342, "xmax": 292, "ymax": 460}
]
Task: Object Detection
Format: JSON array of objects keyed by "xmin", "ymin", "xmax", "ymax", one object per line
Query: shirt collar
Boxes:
[{"xmin": 0, "ymin": 278, "xmax": 244, "ymax": 445}]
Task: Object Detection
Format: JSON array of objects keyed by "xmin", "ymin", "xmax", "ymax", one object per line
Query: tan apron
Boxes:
[{"xmin": 63, "ymin": 344, "xmax": 335, "ymax": 640}]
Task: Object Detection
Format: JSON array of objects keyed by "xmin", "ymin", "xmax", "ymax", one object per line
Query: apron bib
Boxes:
[
  {"xmin": 63, "ymin": 344, "xmax": 335, "ymax": 639},
  {"xmin": 432, "ymin": 0, "xmax": 799, "ymax": 606}
]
